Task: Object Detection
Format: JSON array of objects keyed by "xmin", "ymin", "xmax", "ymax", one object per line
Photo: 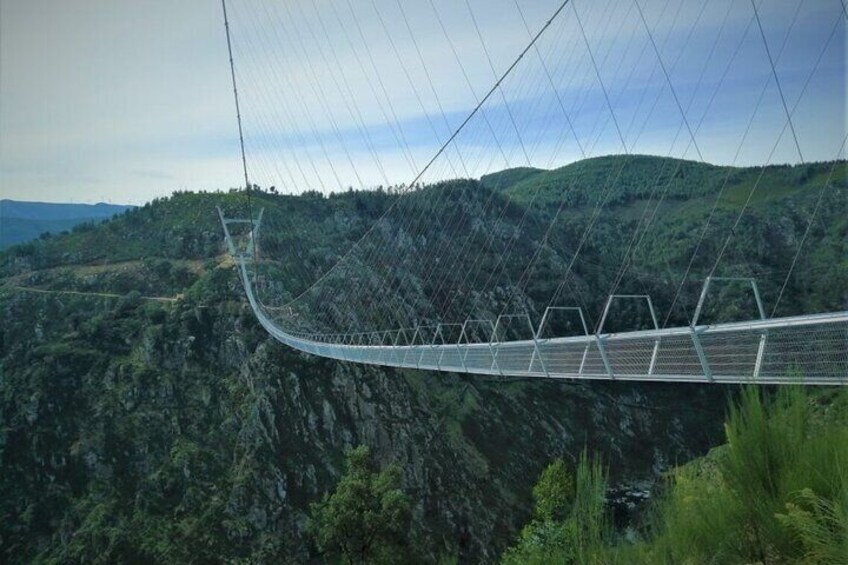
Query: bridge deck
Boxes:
[{"xmin": 238, "ymin": 261, "xmax": 848, "ymax": 385}]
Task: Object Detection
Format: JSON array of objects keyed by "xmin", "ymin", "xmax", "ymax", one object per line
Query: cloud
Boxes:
[{"xmin": 1, "ymin": 0, "xmax": 844, "ymax": 204}]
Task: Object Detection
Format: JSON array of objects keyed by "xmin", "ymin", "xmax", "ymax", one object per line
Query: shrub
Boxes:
[
  {"xmin": 628, "ymin": 387, "xmax": 848, "ymax": 563},
  {"xmin": 502, "ymin": 450, "xmax": 609, "ymax": 564}
]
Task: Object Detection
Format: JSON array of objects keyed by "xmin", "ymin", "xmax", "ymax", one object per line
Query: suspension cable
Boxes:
[{"xmin": 221, "ymin": 0, "xmax": 254, "ymax": 258}]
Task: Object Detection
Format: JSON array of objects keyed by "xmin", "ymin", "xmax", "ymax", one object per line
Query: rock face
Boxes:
[{"xmin": 0, "ymin": 282, "xmax": 726, "ymax": 562}]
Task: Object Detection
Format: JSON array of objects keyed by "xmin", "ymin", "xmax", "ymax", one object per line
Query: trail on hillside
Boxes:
[{"xmin": 6, "ymin": 285, "xmax": 179, "ymax": 303}]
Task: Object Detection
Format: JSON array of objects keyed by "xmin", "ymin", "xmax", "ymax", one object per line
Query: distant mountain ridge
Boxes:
[{"xmin": 0, "ymin": 199, "xmax": 135, "ymax": 249}]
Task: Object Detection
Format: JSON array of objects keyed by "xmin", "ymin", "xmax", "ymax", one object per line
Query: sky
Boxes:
[{"xmin": 1, "ymin": 0, "xmax": 845, "ymax": 204}]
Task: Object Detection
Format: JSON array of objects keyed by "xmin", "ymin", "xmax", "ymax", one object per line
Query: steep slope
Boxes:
[
  {"xmin": 1, "ymin": 155, "xmax": 845, "ymax": 562},
  {"xmin": 0, "ymin": 261, "xmax": 726, "ymax": 562}
]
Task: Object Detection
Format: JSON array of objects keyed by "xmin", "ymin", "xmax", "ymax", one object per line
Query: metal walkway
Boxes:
[{"xmin": 221, "ymin": 210, "xmax": 847, "ymax": 386}]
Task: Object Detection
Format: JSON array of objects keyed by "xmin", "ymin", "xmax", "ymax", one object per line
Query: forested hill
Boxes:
[
  {"xmin": 0, "ymin": 155, "xmax": 845, "ymax": 562},
  {"xmin": 4, "ymin": 155, "xmax": 844, "ymax": 323},
  {"xmin": 484, "ymin": 154, "xmax": 844, "ymax": 210}
]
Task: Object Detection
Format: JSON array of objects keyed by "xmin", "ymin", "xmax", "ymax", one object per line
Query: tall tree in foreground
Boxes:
[{"xmin": 309, "ymin": 445, "xmax": 411, "ymax": 564}]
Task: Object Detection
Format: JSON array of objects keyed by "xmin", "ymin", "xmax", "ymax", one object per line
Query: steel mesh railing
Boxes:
[{"xmin": 238, "ymin": 259, "xmax": 848, "ymax": 385}]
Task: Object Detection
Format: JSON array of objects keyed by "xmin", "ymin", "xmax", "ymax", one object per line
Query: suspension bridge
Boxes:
[{"xmin": 217, "ymin": 0, "xmax": 847, "ymax": 385}]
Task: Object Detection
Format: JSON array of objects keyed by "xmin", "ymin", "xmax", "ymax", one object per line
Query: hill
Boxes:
[
  {"xmin": 480, "ymin": 166, "xmax": 545, "ymax": 191},
  {"xmin": 0, "ymin": 155, "xmax": 845, "ymax": 561},
  {"xmin": 0, "ymin": 200, "xmax": 135, "ymax": 249},
  {"xmin": 483, "ymin": 154, "xmax": 840, "ymax": 209}
]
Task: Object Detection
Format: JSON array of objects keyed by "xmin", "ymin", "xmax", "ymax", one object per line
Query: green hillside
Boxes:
[
  {"xmin": 494, "ymin": 154, "xmax": 840, "ymax": 209},
  {"xmin": 480, "ymin": 166, "xmax": 545, "ymax": 191},
  {"xmin": 1, "ymin": 155, "xmax": 846, "ymax": 562}
]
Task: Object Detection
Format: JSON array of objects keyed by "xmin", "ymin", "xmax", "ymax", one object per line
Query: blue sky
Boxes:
[{"xmin": 1, "ymin": 0, "xmax": 845, "ymax": 204}]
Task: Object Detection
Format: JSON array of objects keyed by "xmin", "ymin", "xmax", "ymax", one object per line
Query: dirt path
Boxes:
[{"xmin": 6, "ymin": 285, "xmax": 180, "ymax": 303}]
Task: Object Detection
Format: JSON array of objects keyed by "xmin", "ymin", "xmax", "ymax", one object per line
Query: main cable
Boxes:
[{"xmin": 221, "ymin": 0, "xmax": 254, "ymax": 259}]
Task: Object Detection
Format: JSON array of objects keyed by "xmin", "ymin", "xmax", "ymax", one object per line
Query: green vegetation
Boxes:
[
  {"xmin": 3, "ymin": 157, "xmax": 845, "ymax": 328},
  {"xmin": 502, "ymin": 452, "xmax": 610, "ymax": 564},
  {"xmin": 531, "ymin": 458, "xmax": 574, "ymax": 522},
  {"xmin": 494, "ymin": 155, "xmax": 841, "ymax": 210},
  {"xmin": 309, "ymin": 446, "xmax": 412, "ymax": 564},
  {"xmin": 504, "ymin": 387, "xmax": 848, "ymax": 563},
  {"xmin": 481, "ymin": 166, "xmax": 545, "ymax": 192},
  {"xmin": 629, "ymin": 387, "xmax": 848, "ymax": 564},
  {"xmin": 1, "ymin": 155, "xmax": 845, "ymax": 562}
]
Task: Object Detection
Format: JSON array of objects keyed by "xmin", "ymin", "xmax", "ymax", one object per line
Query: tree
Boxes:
[
  {"xmin": 532, "ymin": 458, "xmax": 574, "ymax": 522},
  {"xmin": 309, "ymin": 446, "xmax": 411, "ymax": 564},
  {"xmin": 502, "ymin": 451, "xmax": 608, "ymax": 565}
]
